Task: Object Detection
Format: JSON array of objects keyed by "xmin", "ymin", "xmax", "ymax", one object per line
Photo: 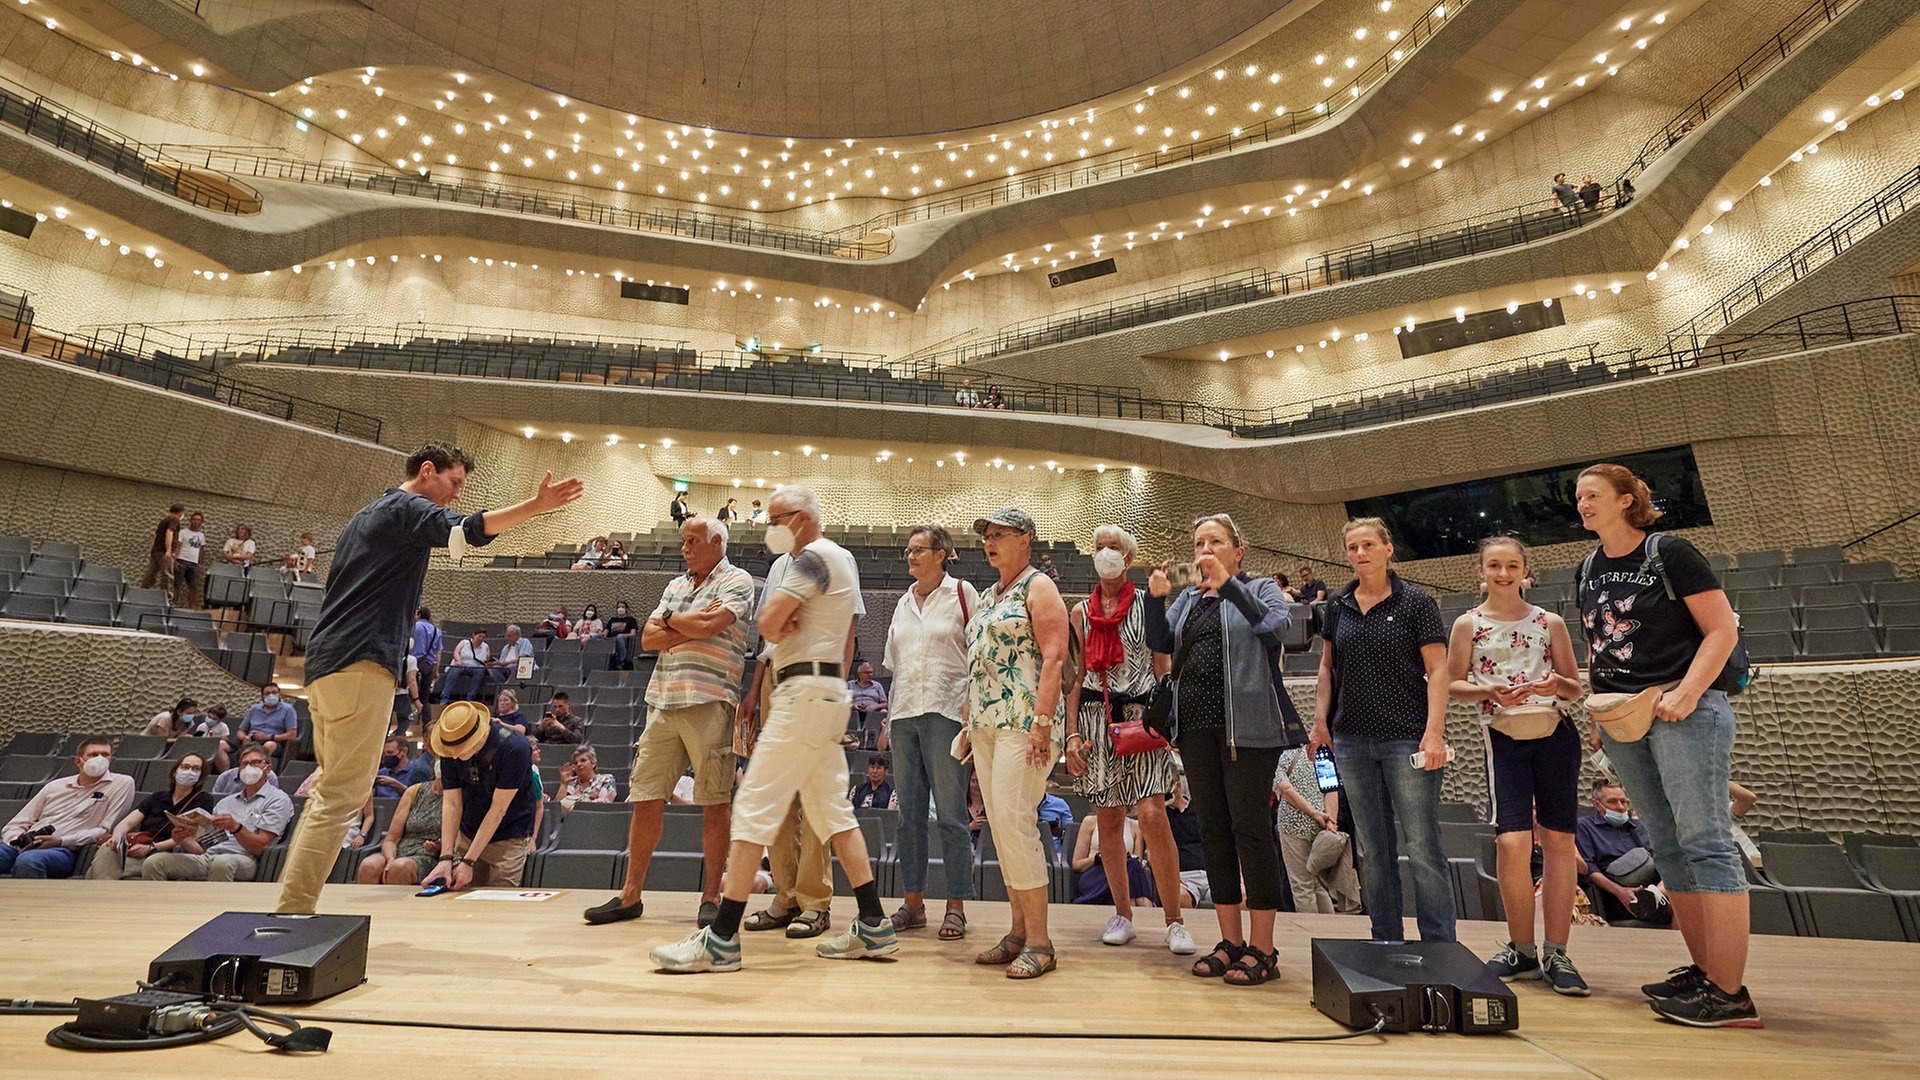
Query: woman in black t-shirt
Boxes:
[
  {"xmin": 87, "ymin": 753, "xmax": 218, "ymax": 880},
  {"xmin": 1575, "ymin": 463, "xmax": 1757, "ymax": 1028}
]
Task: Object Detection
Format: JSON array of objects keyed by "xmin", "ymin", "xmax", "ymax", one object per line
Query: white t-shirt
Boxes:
[
  {"xmin": 761, "ymin": 548, "xmax": 865, "ymax": 667},
  {"xmin": 224, "ymin": 537, "xmax": 255, "ymax": 564},
  {"xmin": 454, "ymin": 639, "xmax": 491, "ymax": 666},
  {"xmin": 767, "ymin": 538, "xmax": 862, "ymax": 668},
  {"xmin": 297, "ymin": 544, "xmax": 317, "ymax": 571},
  {"xmin": 175, "ymin": 529, "xmax": 206, "ymax": 564}
]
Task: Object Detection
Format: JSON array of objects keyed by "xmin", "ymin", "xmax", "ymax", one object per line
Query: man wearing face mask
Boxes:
[
  {"xmin": 1, "ymin": 737, "xmax": 135, "ymax": 878},
  {"xmin": 1575, "ymin": 779, "xmax": 1664, "ymax": 923},
  {"xmin": 144, "ymin": 746, "xmax": 294, "ymax": 882},
  {"xmin": 237, "ymin": 684, "xmax": 300, "ymax": 768},
  {"xmin": 606, "ymin": 600, "xmax": 641, "ymax": 671}
]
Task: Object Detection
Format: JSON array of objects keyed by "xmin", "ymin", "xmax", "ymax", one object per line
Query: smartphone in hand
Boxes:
[{"xmin": 416, "ymin": 878, "xmax": 450, "ymax": 897}]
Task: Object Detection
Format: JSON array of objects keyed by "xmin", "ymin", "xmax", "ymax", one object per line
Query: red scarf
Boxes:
[{"xmin": 1084, "ymin": 580, "xmax": 1136, "ymax": 673}]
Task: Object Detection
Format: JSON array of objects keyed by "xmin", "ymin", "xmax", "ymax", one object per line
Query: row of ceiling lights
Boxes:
[{"xmin": 510, "ymin": 433, "xmax": 1140, "ymax": 478}]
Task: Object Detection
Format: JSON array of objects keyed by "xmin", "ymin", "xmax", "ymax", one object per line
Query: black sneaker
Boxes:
[
  {"xmin": 1649, "ymin": 983, "xmax": 1763, "ymax": 1028},
  {"xmin": 696, "ymin": 901, "xmax": 719, "ymax": 928},
  {"xmin": 1543, "ymin": 950, "xmax": 1590, "ymax": 997},
  {"xmin": 1641, "ymin": 964, "xmax": 1708, "ymax": 999},
  {"xmin": 1486, "ymin": 943, "xmax": 1542, "ymax": 982}
]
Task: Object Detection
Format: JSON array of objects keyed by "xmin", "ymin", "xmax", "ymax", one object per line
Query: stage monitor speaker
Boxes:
[
  {"xmin": 0, "ymin": 205, "xmax": 37, "ymax": 239},
  {"xmin": 1048, "ymin": 257, "xmax": 1116, "ymax": 288},
  {"xmin": 1310, "ymin": 939, "xmax": 1517, "ymax": 1034},
  {"xmin": 149, "ymin": 912, "xmax": 370, "ymax": 1004},
  {"xmin": 620, "ymin": 280, "xmax": 691, "ymax": 305}
]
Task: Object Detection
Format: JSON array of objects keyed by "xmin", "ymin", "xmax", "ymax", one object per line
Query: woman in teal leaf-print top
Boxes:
[{"xmin": 961, "ymin": 507, "xmax": 1069, "ymax": 980}]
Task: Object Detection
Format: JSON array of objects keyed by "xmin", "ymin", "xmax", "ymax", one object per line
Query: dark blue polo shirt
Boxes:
[
  {"xmin": 437, "ymin": 723, "xmax": 537, "ymax": 841},
  {"xmin": 1575, "ymin": 812, "xmax": 1652, "ymax": 874},
  {"xmin": 305, "ymin": 488, "xmax": 493, "ymax": 683},
  {"xmin": 1323, "ymin": 573, "xmax": 1447, "ymax": 741}
]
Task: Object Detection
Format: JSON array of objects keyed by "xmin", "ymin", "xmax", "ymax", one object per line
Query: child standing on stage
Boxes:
[{"xmin": 1445, "ymin": 536, "xmax": 1590, "ymax": 996}]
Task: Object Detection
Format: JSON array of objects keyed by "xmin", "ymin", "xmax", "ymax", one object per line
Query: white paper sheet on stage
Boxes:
[{"xmin": 454, "ymin": 889, "xmax": 561, "ymax": 902}]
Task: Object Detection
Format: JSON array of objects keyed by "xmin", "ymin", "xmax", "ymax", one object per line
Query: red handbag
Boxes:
[{"xmin": 1104, "ymin": 673, "xmax": 1169, "ymax": 756}]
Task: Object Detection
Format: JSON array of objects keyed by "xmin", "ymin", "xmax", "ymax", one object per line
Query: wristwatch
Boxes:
[{"xmin": 662, "ymin": 610, "xmax": 674, "ymax": 630}]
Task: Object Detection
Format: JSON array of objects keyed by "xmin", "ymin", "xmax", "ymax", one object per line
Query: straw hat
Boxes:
[{"xmin": 429, "ymin": 700, "xmax": 493, "ymax": 758}]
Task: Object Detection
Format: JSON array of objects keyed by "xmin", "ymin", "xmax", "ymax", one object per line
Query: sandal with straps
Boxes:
[
  {"xmin": 1192, "ymin": 940, "xmax": 1245, "ymax": 978},
  {"xmin": 744, "ymin": 908, "xmax": 796, "ymax": 932},
  {"xmin": 889, "ymin": 903, "xmax": 927, "ymax": 932},
  {"xmin": 938, "ymin": 911, "xmax": 969, "ymax": 940},
  {"xmin": 975, "ymin": 934, "xmax": 1025, "ymax": 966},
  {"xmin": 1005, "ymin": 944, "xmax": 1057, "ymax": 980},
  {"xmin": 1222, "ymin": 946, "xmax": 1281, "ymax": 987}
]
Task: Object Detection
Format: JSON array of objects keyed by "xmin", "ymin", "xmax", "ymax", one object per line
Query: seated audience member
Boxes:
[
  {"xmin": 212, "ymin": 758, "xmax": 281, "ymax": 795},
  {"xmin": 490, "ymin": 624, "xmax": 535, "ymax": 684},
  {"xmin": 1165, "ymin": 773, "xmax": 1212, "ymax": 909},
  {"xmin": 222, "ymin": 523, "xmax": 257, "ymax": 567},
  {"xmin": 1, "ymin": 737, "xmax": 136, "ymax": 878},
  {"xmin": 1729, "ymin": 781, "xmax": 1761, "ymax": 865},
  {"xmin": 1574, "ymin": 780, "xmax": 1666, "ymax": 923},
  {"xmin": 984, "ymin": 384, "xmax": 1008, "ymax": 409},
  {"xmin": 1273, "ymin": 572, "xmax": 1299, "ymax": 601},
  {"xmin": 1295, "ymin": 566, "xmax": 1329, "ymax": 604},
  {"xmin": 376, "ymin": 737, "xmax": 414, "ymax": 795},
  {"xmin": 357, "ymin": 776, "xmax": 444, "ymax": 886},
  {"xmin": 850, "ymin": 754, "xmax": 898, "ymax": 810},
  {"xmin": 1038, "ymin": 792, "xmax": 1076, "ymax": 850},
  {"xmin": 494, "ymin": 689, "xmax": 530, "ymax": 737},
  {"xmin": 1070, "ymin": 813, "xmax": 1153, "ymax": 906},
  {"xmin": 91, "ymin": 753, "xmax": 217, "ymax": 880},
  {"xmin": 967, "ymin": 772, "xmax": 987, "ymax": 843},
  {"xmin": 747, "ymin": 501, "xmax": 768, "ymax": 525},
  {"xmin": 277, "ymin": 552, "xmax": 302, "ymax": 583},
  {"xmin": 668, "ymin": 769, "xmax": 696, "ymax": 806},
  {"xmin": 424, "ymin": 702, "xmax": 539, "ymax": 890},
  {"xmin": 954, "ymin": 378, "xmax": 981, "ymax": 409},
  {"xmin": 236, "ymin": 683, "xmax": 300, "ymax": 766},
  {"xmin": 1273, "ymin": 748, "xmax": 1362, "ymax": 914},
  {"xmin": 1038, "ymin": 553, "xmax": 1060, "ymax": 581},
  {"xmin": 194, "ymin": 704, "xmax": 233, "ymax": 771},
  {"xmin": 605, "ymin": 602, "xmax": 641, "ymax": 670},
  {"xmin": 144, "ymin": 697, "xmax": 201, "ymax": 741},
  {"xmin": 406, "ymin": 749, "xmax": 438, "ymax": 787},
  {"xmin": 296, "ymin": 532, "xmax": 318, "ymax": 574},
  {"xmin": 572, "ymin": 536, "xmax": 612, "ymax": 571},
  {"xmin": 847, "ymin": 661, "xmax": 889, "ymax": 749},
  {"xmin": 536, "ymin": 606, "xmax": 572, "ymax": 640},
  {"xmin": 575, "ymin": 604, "xmax": 607, "ymax": 639},
  {"xmin": 143, "ymin": 747, "xmax": 294, "ymax": 882},
  {"xmin": 442, "ymin": 630, "xmax": 492, "ymax": 703},
  {"xmin": 603, "ymin": 541, "xmax": 629, "ymax": 569},
  {"xmin": 295, "ymin": 769, "xmax": 377, "ymax": 847},
  {"xmin": 557, "ymin": 746, "xmax": 619, "ymax": 810},
  {"xmin": 537, "ymin": 691, "xmax": 586, "ymax": 744}
]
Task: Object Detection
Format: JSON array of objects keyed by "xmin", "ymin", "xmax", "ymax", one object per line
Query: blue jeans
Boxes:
[
  {"xmin": 889, "ymin": 712, "xmax": 975, "ymax": 899},
  {"xmin": 1601, "ymin": 690, "xmax": 1747, "ymax": 895},
  {"xmin": 1334, "ymin": 735, "xmax": 1456, "ymax": 942},
  {"xmin": 611, "ymin": 634, "xmax": 635, "ymax": 670},
  {"xmin": 442, "ymin": 664, "xmax": 488, "ymax": 703},
  {"xmin": 0, "ymin": 844, "xmax": 78, "ymax": 878}
]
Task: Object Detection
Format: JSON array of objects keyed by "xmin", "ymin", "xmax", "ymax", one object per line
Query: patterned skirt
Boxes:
[{"xmin": 1075, "ymin": 695, "xmax": 1178, "ymax": 809}]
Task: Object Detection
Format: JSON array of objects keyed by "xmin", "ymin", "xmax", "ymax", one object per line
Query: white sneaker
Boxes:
[
  {"xmin": 1164, "ymin": 921, "xmax": 1197, "ymax": 955},
  {"xmin": 1101, "ymin": 914, "xmax": 1136, "ymax": 946}
]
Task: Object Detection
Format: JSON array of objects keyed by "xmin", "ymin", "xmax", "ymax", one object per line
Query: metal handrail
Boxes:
[
  {"xmin": 1667, "ymin": 163, "xmax": 1920, "ymax": 345},
  {"xmin": 1614, "ymin": 0, "xmax": 1859, "ymax": 192},
  {"xmin": 1845, "ymin": 508, "xmax": 1920, "ymax": 549},
  {"xmin": 0, "ymin": 76, "xmax": 261, "ymax": 214}
]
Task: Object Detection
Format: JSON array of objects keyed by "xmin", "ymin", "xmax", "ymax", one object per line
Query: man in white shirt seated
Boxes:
[
  {"xmin": 0, "ymin": 736, "xmax": 136, "ymax": 878},
  {"xmin": 143, "ymin": 746, "xmax": 295, "ymax": 882},
  {"xmin": 442, "ymin": 629, "xmax": 492, "ymax": 703},
  {"xmin": 490, "ymin": 624, "xmax": 535, "ymax": 687}
]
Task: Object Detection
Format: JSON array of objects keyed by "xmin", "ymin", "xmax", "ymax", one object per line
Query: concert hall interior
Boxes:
[{"xmin": 2, "ymin": 0, "xmax": 1919, "ymax": 1074}]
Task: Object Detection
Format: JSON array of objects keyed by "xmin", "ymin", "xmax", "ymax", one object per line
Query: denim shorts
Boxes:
[{"xmin": 1599, "ymin": 690, "xmax": 1747, "ymax": 895}]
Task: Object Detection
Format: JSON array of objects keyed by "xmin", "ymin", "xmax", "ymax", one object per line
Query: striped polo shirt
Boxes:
[{"xmin": 645, "ymin": 559, "xmax": 757, "ymax": 710}]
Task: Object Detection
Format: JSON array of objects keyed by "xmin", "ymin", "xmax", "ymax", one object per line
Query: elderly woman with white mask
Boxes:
[{"xmin": 1063, "ymin": 525, "xmax": 1194, "ymax": 956}]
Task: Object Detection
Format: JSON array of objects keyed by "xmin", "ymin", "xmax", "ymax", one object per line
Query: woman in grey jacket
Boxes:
[{"xmin": 1144, "ymin": 514, "xmax": 1304, "ymax": 987}]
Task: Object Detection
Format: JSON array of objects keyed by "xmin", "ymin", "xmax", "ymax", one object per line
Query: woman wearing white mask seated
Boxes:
[
  {"xmin": 1062, "ymin": 525, "xmax": 1194, "ymax": 957},
  {"xmin": 88, "ymin": 753, "xmax": 218, "ymax": 880}
]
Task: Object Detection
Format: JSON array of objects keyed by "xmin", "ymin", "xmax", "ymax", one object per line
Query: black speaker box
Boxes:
[
  {"xmin": 1310, "ymin": 938, "xmax": 1518, "ymax": 1034},
  {"xmin": 149, "ymin": 912, "xmax": 370, "ymax": 1004},
  {"xmin": 1048, "ymin": 257, "xmax": 1116, "ymax": 288},
  {"xmin": 620, "ymin": 280, "xmax": 691, "ymax": 304}
]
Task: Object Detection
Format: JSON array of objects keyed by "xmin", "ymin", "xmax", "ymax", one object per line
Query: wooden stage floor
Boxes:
[{"xmin": 1, "ymin": 882, "xmax": 1913, "ymax": 1078}]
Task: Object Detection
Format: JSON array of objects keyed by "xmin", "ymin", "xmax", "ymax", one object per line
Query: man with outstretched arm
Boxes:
[{"xmin": 276, "ymin": 442, "xmax": 583, "ymax": 913}]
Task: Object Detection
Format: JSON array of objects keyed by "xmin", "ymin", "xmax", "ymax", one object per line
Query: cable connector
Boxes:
[{"xmin": 146, "ymin": 1003, "xmax": 220, "ymax": 1036}]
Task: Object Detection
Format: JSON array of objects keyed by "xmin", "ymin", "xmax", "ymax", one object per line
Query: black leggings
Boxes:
[{"xmin": 1178, "ymin": 725, "xmax": 1284, "ymax": 911}]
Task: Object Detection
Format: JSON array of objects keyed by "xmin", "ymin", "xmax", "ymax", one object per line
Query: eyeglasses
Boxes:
[
  {"xmin": 983, "ymin": 530, "xmax": 1023, "ymax": 542},
  {"xmin": 903, "ymin": 545, "xmax": 938, "ymax": 558},
  {"xmin": 768, "ymin": 509, "xmax": 800, "ymax": 525}
]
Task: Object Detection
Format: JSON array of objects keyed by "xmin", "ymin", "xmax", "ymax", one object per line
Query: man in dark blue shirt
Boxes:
[
  {"xmin": 1575, "ymin": 779, "xmax": 1661, "ymax": 923},
  {"xmin": 276, "ymin": 442, "xmax": 582, "ymax": 914},
  {"xmin": 425, "ymin": 702, "xmax": 539, "ymax": 889}
]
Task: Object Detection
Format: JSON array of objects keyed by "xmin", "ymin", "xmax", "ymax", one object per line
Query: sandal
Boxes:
[
  {"xmin": 784, "ymin": 910, "xmax": 831, "ymax": 939},
  {"xmin": 938, "ymin": 911, "xmax": 969, "ymax": 940},
  {"xmin": 890, "ymin": 903, "xmax": 927, "ymax": 932},
  {"xmin": 1006, "ymin": 945, "xmax": 1057, "ymax": 980},
  {"xmin": 744, "ymin": 908, "xmax": 796, "ymax": 932},
  {"xmin": 1222, "ymin": 946, "xmax": 1281, "ymax": 987},
  {"xmin": 1192, "ymin": 940, "xmax": 1245, "ymax": 978},
  {"xmin": 975, "ymin": 934, "xmax": 1025, "ymax": 966}
]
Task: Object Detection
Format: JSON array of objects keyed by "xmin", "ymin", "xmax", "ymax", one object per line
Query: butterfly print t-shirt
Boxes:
[{"xmin": 1577, "ymin": 534, "xmax": 1723, "ymax": 694}]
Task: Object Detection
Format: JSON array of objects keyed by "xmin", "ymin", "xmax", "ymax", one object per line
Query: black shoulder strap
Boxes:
[
  {"xmin": 1642, "ymin": 532, "xmax": 1677, "ymax": 601},
  {"xmin": 1576, "ymin": 549, "xmax": 1598, "ymax": 599}
]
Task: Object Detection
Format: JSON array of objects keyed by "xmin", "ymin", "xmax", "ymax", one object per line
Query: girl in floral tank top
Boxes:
[{"xmin": 1444, "ymin": 537, "xmax": 1590, "ymax": 996}]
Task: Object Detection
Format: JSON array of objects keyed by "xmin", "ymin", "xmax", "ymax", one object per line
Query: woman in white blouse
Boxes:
[{"xmin": 881, "ymin": 523, "xmax": 981, "ymax": 940}]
